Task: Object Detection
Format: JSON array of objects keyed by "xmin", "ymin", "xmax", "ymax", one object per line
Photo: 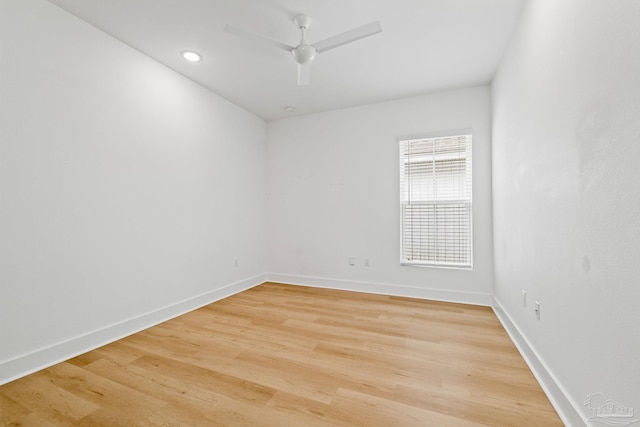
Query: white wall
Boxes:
[
  {"xmin": 268, "ymin": 86, "xmax": 494, "ymax": 304},
  {"xmin": 0, "ymin": 0, "xmax": 267, "ymax": 383},
  {"xmin": 492, "ymin": 0, "xmax": 640, "ymax": 424}
]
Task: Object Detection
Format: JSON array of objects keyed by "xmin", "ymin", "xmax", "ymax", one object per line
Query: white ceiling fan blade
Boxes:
[
  {"xmin": 313, "ymin": 21, "xmax": 382, "ymax": 54},
  {"xmin": 224, "ymin": 24, "xmax": 293, "ymax": 52},
  {"xmin": 298, "ymin": 63, "xmax": 311, "ymax": 85}
]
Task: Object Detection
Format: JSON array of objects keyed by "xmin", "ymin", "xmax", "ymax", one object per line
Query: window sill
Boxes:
[{"xmin": 401, "ymin": 262, "xmax": 472, "ymax": 270}]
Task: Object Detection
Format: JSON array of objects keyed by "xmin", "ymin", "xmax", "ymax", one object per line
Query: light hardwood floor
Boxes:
[{"xmin": 0, "ymin": 282, "xmax": 562, "ymax": 426}]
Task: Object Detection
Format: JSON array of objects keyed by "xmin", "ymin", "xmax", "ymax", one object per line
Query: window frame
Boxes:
[{"xmin": 398, "ymin": 131, "xmax": 473, "ymax": 270}]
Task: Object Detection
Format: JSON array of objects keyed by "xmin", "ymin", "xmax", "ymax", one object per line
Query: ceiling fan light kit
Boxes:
[{"xmin": 224, "ymin": 14, "xmax": 382, "ymax": 86}]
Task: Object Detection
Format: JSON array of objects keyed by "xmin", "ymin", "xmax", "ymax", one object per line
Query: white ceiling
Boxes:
[{"xmin": 47, "ymin": 0, "xmax": 524, "ymax": 121}]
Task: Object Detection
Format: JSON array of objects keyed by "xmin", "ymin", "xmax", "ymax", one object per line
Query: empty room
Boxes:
[{"xmin": 1, "ymin": 0, "xmax": 638, "ymax": 426}]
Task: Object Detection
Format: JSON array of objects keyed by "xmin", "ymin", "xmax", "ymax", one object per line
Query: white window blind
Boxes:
[{"xmin": 399, "ymin": 134, "xmax": 472, "ymax": 269}]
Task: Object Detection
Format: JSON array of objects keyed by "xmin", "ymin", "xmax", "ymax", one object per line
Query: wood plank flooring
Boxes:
[{"xmin": 0, "ymin": 282, "xmax": 563, "ymax": 426}]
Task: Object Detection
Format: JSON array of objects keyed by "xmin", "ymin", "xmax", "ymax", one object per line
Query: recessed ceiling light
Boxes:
[
  {"xmin": 182, "ymin": 51, "xmax": 202, "ymax": 62},
  {"xmin": 283, "ymin": 106, "xmax": 296, "ymax": 112}
]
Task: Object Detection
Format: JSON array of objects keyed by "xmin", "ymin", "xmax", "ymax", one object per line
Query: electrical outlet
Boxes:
[
  {"xmin": 364, "ymin": 258, "xmax": 370, "ymax": 267},
  {"xmin": 522, "ymin": 290, "xmax": 527, "ymax": 307},
  {"xmin": 534, "ymin": 301, "xmax": 541, "ymax": 320},
  {"xmin": 348, "ymin": 257, "xmax": 356, "ymax": 266}
]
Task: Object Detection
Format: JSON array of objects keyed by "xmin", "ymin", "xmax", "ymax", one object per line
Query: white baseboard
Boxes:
[
  {"xmin": 0, "ymin": 274, "xmax": 266, "ymax": 386},
  {"xmin": 267, "ymin": 273, "xmax": 493, "ymax": 306},
  {"xmin": 492, "ymin": 297, "xmax": 586, "ymax": 427}
]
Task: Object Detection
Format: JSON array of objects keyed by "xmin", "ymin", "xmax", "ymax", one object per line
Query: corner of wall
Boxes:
[{"xmin": 492, "ymin": 297, "xmax": 586, "ymax": 427}]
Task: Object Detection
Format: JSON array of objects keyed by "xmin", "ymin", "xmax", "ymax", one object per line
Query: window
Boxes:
[{"xmin": 399, "ymin": 133, "xmax": 472, "ymax": 269}]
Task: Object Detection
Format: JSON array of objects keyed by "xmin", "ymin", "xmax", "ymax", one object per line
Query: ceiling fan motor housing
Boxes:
[{"xmin": 292, "ymin": 44, "xmax": 317, "ymax": 64}]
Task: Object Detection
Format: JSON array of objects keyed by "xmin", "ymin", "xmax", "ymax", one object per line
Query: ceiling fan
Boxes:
[{"xmin": 224, "ymin": 14, "xmax": 383, "ymax": 85}]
